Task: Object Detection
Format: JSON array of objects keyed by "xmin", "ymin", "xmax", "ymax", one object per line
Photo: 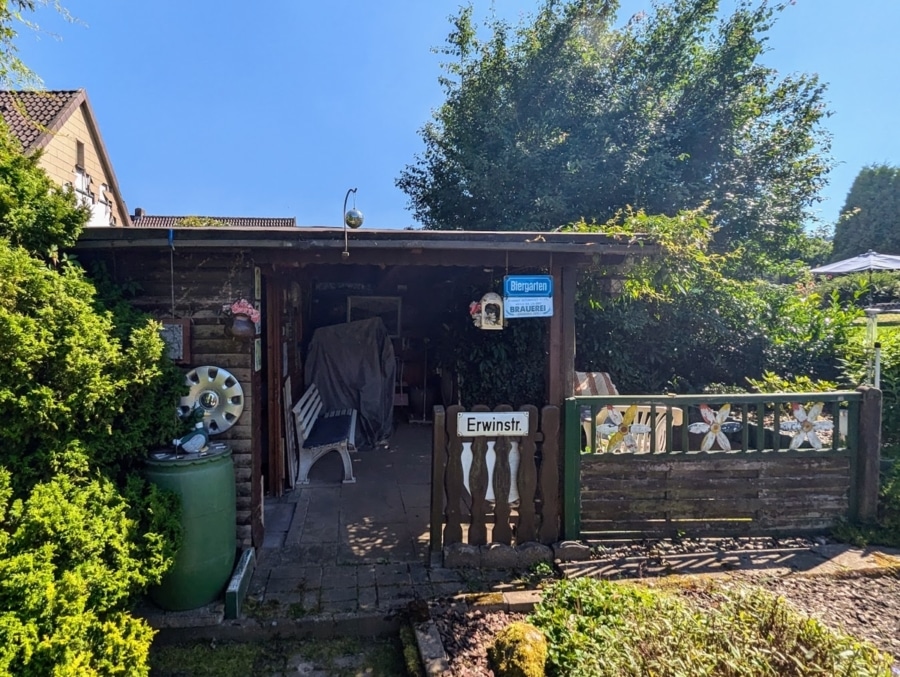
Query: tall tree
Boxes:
[
  {"xmin": 831, "ymin": 164, "xmax": 900, "ymax": 260},
  {"xmin": 398, "ymin": 0, "xmax": 831, "ymax": 267}
]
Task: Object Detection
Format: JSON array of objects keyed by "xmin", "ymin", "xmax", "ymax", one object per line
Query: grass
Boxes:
[
  {"xmin": 527, "ymin": 578, "xmax": 893, "ymax": 676},
  {"xmin": 149, "ymin": 635, "xmax": 405, "ymax": 676}
]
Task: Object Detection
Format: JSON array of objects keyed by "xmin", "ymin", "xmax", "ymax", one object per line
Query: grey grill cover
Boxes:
[{"xmin": 305, "ymin": 318, "xmax": 395, "ymax": 448}]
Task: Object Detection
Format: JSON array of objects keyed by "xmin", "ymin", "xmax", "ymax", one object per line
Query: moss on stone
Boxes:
[
  {"xmin": 468, "ymin": 592, "xmax": 505, "ymax": 607},
  {"xmin": 488, "ymin": 621, "xmax": 547, "ymax": 677}
]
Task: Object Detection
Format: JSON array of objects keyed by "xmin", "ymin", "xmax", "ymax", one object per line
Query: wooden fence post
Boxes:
[
  {"xmin": 430, "ymin": 406, "xmax": 447, "ymax": 562},
  {"xmin": 539, "ymin": 406, "xmax": 561, "ymax": 544},
  {"xmin": 517, "ymin": 405, "xmax": 539, "ymax": 543},
  {"xmin": 856, "ymin": 386, "xmax": 882, "ymax": 524},
  {"xmin": 444, "ymin": 405, "xmax": 464, "ymax": 546},
  {"xmin": 563, "ymin": 398, "xmax": 582, "ymax": 540}
]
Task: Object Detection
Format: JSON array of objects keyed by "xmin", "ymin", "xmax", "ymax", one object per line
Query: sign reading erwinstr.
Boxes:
[{"xmin": 457, "ymin": 411, "xmax": 530, "ymax": 437}]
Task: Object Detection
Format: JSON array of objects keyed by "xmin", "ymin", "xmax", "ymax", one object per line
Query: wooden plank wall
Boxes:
[
  {"xmin": 433, "ymin": 404, "xmax": 560, "ymax": 550},
  {"xmin": 580, "ymin": 453, "xmax": 852, "ymax": 539},
  {"xmin": 82, "ymin": 249, "xmax": 257, "ymax": 548}
]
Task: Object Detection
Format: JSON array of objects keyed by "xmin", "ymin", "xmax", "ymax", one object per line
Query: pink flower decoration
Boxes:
[{"xmin": 227, "ymin": 298, "xmax": 260, "ymax": 324}]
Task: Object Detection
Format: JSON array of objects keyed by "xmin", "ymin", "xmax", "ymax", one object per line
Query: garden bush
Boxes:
[
  {"xmin": 840, "ymin": 328, "xmax": 900, "ymax": 443},
  {"xmin": 436, "ymin": 283, "xmax": 546, "ymax": 407},
  {"xmin": 814, "ymin": 270, "xmax": 900, "ymax": 309},
  {"xmin": 572, "ymin": 211, "xmax": 858, "ymax": 393},
  {"xmin": 0, "ymin": 465, "xmax": 180, "ymax": 676},
  {"xmin": 529, "ymin": 578, "xmax": 892, "ymax": 676},
  {"xmin": 0, "ymin": 242, "xmax": 185, "ymax": 490},
  {"xmin": 0, "ymin": 122, "xmax": 186, "ymax": 674}
]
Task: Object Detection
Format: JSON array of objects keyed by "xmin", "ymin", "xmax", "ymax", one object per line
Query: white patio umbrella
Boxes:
[{"xmin": 810, "ymin": 250, "xmax": 900, "ymax": 275}]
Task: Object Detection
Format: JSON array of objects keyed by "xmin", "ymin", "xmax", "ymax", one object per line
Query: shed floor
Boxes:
[{"xmin": 261, "ymin": 420, "xmax": 433, "ymax": 564}]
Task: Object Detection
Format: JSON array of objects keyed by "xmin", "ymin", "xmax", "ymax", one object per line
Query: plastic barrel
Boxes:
[{"xmin": 144, "ymin": 445, "xmax": 236, "ymax": 611}]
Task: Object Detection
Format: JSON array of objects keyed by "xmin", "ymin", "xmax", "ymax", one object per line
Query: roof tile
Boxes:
[
  {"xmin": 0, "ymin": 90, "xmax": 82, "ymax": 152},
  {"xmin": 133, "ymin": 215, "xmax": 296, "ymax": 229}
]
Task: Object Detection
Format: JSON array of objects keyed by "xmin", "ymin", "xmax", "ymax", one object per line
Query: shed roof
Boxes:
[
  {"xmin": 75, "ymin": 224, "xmax": 654, "ymax": 259},
  {"xmin": 75, "ymin": 224, "xmax": 655, "ymax": 269}
]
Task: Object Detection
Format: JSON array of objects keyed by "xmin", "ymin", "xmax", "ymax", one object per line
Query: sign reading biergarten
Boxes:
[
  {"xmin": 457, "ymin": 411, "xmax": 530, "ymax": 437},
  {"xmin": 503, "ymin": 275, "xmax": 553, "ymax": 318}
]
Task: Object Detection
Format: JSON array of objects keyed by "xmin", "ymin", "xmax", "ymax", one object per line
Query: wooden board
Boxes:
[{"xmin": 283, "ymin": 376, "xmax": 297, "ymax": 488}]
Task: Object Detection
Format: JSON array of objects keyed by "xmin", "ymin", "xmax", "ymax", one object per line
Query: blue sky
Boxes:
[{"xmin": 16, "ymin": 1, "xmax": 900, "ymax": 230}]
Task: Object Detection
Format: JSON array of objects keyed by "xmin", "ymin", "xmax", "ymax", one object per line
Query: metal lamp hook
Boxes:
[{"xmin": 342, "ymin": 188, "xmax": 364, "ymax": 258}]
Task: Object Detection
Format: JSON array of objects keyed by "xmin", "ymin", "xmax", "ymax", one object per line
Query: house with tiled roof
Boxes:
[
  {"xmin": 0, "ymin": 89, "xmax": 130, "ymax": 227},
  {"xmin": 131, "ymin": 211, "xmax": 296, "ymax": 229}
]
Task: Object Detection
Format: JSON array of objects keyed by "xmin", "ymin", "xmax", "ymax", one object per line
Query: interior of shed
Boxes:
[{"xmin": 257, "ymin": 260, "xmax": 552, "ymax": 495}]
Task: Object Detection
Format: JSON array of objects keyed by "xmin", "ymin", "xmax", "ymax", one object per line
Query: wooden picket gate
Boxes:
[{"xmin": 430, "ymin": 404, "xmax": 561, "ymax": 554}]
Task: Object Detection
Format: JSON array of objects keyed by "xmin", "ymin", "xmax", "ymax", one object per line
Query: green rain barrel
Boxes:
[{"xmin": 144, "ymin": 443, "xmax": 236, "ymax": 611}]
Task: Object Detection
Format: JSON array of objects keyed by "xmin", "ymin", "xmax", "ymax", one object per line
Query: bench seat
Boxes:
[{"xmin": 292, "ymin": 384, "xmax": 357, "ymax": 484}]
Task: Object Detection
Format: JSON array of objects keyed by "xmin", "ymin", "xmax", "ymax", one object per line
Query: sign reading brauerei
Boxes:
[{"xmin": 457, "ymin": 411, "xmax": 530, "ymax": 437}]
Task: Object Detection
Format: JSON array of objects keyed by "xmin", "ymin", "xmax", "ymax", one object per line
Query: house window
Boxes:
[
  {"xmin": 76, "ymin": 140, "xmax": 85, "ymax": 169},
  {"xmin": 74, "ymin": 167, "xmax": 92, "ymax": 208}
]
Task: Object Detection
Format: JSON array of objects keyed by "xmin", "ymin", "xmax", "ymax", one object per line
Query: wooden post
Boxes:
[
  {"xmin": 563, "ymin": 397, "xmax": 582, "ymax": 539},
  {"xmin": 429, "ymin": 406, "xmax": 447, "ymax": 562},
  {"xmin": 516, "ymin": 405, "xmax": 539, "ymax": 543},
  {"xmin": 444, "ymin": 405, "xmax": 464, "ymax": 546},
  {"xmin": 560, "ymin": 265, "xmax": 576, "ymax": 400},
  {"xmin": 546, "ymin": 262, "xmax": 563, "ymax": 407},
  {"xmin": 856, "ymin": 386, "xmax": 882, "ymax": 523},
  {"xmin": 492, "ymin": 404, "xmax": 514, "ymax": 545},
  {"xmin": 539, "ymin": 406, "xmax": 561, "ymax": 544},
  {"xmin": 468, "ymin": 404, "xmax": 491, "ymax": 546}
]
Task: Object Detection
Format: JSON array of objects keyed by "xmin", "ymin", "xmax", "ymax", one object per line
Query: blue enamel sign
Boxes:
[
  {"xmin": 503, "ymin": 275, "xmax": 554, "ymax": 318},
  {"xmin": 503, "ymin": 275, "xmax": 553, "ymax": 298}
]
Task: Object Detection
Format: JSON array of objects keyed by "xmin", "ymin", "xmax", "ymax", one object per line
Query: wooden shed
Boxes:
[{"xmin": 75, "ymin": 224, "xmax": 650, "ymax": 549}]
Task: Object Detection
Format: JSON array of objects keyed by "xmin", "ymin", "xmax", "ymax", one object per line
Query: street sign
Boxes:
[
  {"xmin": 504, "ymin": 275, "xmax": 553, "ymax": 297},
  {"xmin": 504, "ymin": 296, "xmax": 553, "ymax": 318},
  {"xmin": 457, "ymin": 411, "xmax": 530, "ymax": 437}
]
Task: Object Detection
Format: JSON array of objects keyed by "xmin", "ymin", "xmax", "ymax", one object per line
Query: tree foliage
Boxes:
[
  {"xmin": 0, "ymin": 1, "xmax": 75, "ymax": 90},
  {"xmin": 572, "ymin": 210, "xmax": 857, "ymax": 392},
  {"xmin": 831, "ymin": 164, "xmax": 900, "ymax": 260},
  {"xmin": 0, "ymin": 120, "xmax": 87, "ymax": 258},
  {"xmin": 398, "ymin": 0, "xmax": 831, "ymax": 269}
]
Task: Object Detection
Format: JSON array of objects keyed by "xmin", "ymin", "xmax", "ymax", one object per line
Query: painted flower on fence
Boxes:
[
  {"xmin": 779, "ymin": 402, "xmax": 833, "ymax": 450},
  {"xmin": 688, "ymin": 404, "xmax": 733, "ymax": 451},
  {"xmin": 599, "ymin": 404, "xmax": 651, "ymax": 453}
]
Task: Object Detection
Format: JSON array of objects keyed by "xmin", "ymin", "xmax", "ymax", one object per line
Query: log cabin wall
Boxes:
[{"xmin": 80, "ymin": 248, "xmax": 259, "ymax": 549}]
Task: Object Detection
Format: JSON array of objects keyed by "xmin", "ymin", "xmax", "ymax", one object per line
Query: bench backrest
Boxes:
[{"xmin": 292, "ymin": 384, "xmax": 323, "ymax": 446}]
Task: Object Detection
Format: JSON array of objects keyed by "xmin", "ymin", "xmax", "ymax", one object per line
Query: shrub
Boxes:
[
  {"xmin": 814, "ymin": 271, "xmax": 900, "ymax": 309},
  {"xmin": 0, "ymin": 466, "xmax": 176, "ymax": 676},
  {"xmin": 528, "ymin": 578, "xmax": 891, "ymax": 676},
  {"xmin": 746, "ymin": 371, "xmax": 838, "ymax": 394},
  {"xmin": 573, "ymin": 210, "xmax": 857, "ymax": 393},
  {"xmin": 758, "ymin": 285, "xmax": 859, "ymax": 382},
  {"xmin": 0, "ymin": 242, "xmax": 184, "ymax": 490},
  {"xmin": 436, "ymin": 284, "xmax": 546, "ymax": 407},
  {"xmin": 840, "ymin": 328, "xmax": 900, "ymax": 443},
  {"xmin": 0, "ymin": 123, "xmax": 186, "ymax": 675}
]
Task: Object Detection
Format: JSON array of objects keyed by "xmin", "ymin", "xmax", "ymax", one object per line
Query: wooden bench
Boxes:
[{"xmin": 292, "ymin": 383, "xmax": 358, "ymax": 484}]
